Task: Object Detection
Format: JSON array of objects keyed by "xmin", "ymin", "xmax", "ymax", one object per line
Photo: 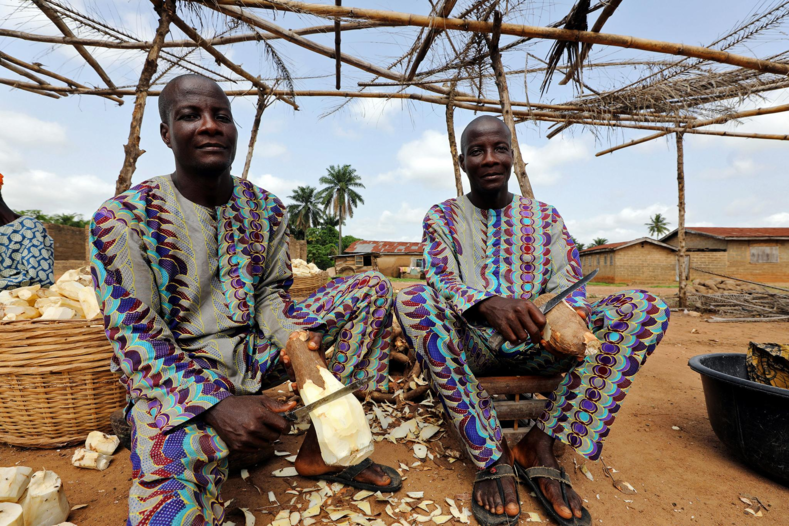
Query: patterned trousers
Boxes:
[
  {"xmin": 395, "ymin": 285, "xmax": 669, "ymax": 469},
  {"xmin": 127, "ymin": 271, "xmax": 393, "ymax": 525}
]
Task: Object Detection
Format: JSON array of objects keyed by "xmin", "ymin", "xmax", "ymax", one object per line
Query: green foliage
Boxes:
[
  {"xmin": 645, "ymin": 213, "xmax": 671, "ymax": 238},
  {"xmin": 306, "ymin": 225, "xmax": 340, "ymax": 270},
  {"xmin": 570, "ymin": 236, "xmax": 586, "ymax": 251},
  {"xmin": 287, "ymin": 185, "xmax": 323, "ymax": 239},
  {"xmin": 15, "ymin": 210, "xmax": 90, "ymax": 228},
  {"xmin": 315, "ymin": 164, "xmax": 365, "ymax": 252},
  {"xmin": 342, "ymin": 235, "xmax": 360, "ymax": 252},
  {"xmin": 590, "ymin": 237, "xmax": 609, "ymax": 247}
]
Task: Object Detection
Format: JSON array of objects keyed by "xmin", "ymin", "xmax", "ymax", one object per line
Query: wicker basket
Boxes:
[
  {"xmin": 290, "ymin": 271, "xmax": 330, "ymax": 298},
  {"xmin": 0, "ymin": 318, "xmax": 126, "ymax": 448}
]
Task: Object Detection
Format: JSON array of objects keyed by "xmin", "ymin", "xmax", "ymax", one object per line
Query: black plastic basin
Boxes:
[{"xmin": 689, "ymin": 353, "xmax": 789, "ymax": 486}]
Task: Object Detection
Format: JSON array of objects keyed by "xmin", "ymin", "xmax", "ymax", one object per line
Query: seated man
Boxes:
[
  {"xmin": 0, "ymin": 173, "xmax": 55, "ymax": 291},
  {"xmin": 396, "ymin": 116, "xmax": 669, "ymax": 525},
  {"xmin": 91, "ymin": 75, "xmax": 398, "ymax": 526}
]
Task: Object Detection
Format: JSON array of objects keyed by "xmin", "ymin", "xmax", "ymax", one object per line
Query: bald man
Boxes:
[
  {"xmin": 395, "ymin": 116, "xmax": 669, "ymax": 525},
  {"xmin": 91, "ymin": 75, "xmax": 399, "ymax": 525}
]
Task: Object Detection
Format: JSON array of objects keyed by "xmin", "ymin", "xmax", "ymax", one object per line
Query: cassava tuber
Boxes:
[
  {"xmin": 0, "ymin": 502, "xmax": 23, "ymax": 526},
  {"xmin": 20, "ymin": 470, "xmax": 69, "ymax": 526},
  {"xmin": 533, "ymin": 294, "xmax": 601, "ymax": 358},
  {"xmin": 286, "ymin": 332, "xmax": 374, "ymax": 467},
  {"xmin": 85, "ymin": 431, "xmax": 120, "ymax": 456},
  {"xmin": 0, "ymin": 467, "xmax": 33, "ymax": 503},
  {"xmin": 71, "ymin": 448, "xmax": 111, "ymax": 471}
]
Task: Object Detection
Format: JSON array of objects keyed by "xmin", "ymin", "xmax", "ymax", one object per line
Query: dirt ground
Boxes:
[{"xmin": 1, "ymin": 284, "xmax": 787, "ymax": 525}]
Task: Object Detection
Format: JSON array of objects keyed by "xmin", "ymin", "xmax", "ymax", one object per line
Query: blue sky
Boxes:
[{"xmin": 1, "ymin": 0, "xmax": 788, "ymax": 245}]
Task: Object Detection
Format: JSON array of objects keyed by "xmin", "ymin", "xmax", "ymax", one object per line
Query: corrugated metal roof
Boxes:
[
  {"xmin": 345, "ymin": 240, "xmax": 425, "ymax": 254},
  {"xmin": 580, "ymin": 237, "xmax": 677, "ymax": 254},
  {"xmin": 683, "ymin": 227, "xmax": 789, "ymax": 238},
  {"xmin": 580, "ymin": 241, "xmax": 628, "ymax": 253}
]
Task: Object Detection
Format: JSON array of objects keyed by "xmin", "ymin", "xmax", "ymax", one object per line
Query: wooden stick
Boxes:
[
  {"xmin": 168, "ymin": 11, "xmax": 297, "ymax": 110},
  {"xmin": 406, "ymin": 0, "xmax": 459, "ymax": 81},
  {"xmin": 0, "ymin": 22, "xmax": 386, "ymax": 49},
  {"xmin": 486, "ymin": 11, "xmax": 533, "ymax": 199},
  {"xmin": 676, "ymin": 132, "xmax": 688, "ymax": 309},
  {"xmin": 334, "ymin": 0, "xmax": 342, "ymax": 89},
  {"xmin": 241, "ymin": 90, "xmax": 269, "ymax": 180},
  {"xmin": 708, "ymin": 315, "xmax": 789, "ymax": 323},
  {"xmin": 445, "ymin": 83, "xmax": 463, "ymax": 198},
  {"xmin": 0, "ymin": 78, "xmax": 61, "ymax": 99},
  {"xmin": 0, "ymin": 51, "xmax": 123, "ymax": 104},
  {"xmin": 559, "ymin": 0, "xmax": 623, "ymax": 85},
  {"xmin": 221, "ymin": 0, "xmax": 789, "ymax": 76},
  {"xmin": 0, "ymin": 58, "xmax": 48, "ymax": 86},
  {"xmin": 595, "ymin": 102, "xmax": 789, "ymax": 156},
  {"xmin": 30, "ymin": 0, "xmax": 117, "ymax": 89},
  {"xmin": 689, "ymin": 268, "xmax": 789, "ymax": 293},
  {"xmin": 116, "ymin": 0, "xmax": 173, "ymax": 196}
]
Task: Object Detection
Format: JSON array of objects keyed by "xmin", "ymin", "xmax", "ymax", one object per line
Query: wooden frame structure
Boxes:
[{"xmin": 3, "ymin": 0, "xmax": 789, "ymax": 306}]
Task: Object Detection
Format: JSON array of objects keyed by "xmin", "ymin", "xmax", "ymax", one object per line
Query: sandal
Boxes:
[
  {"xmin": 308, "ymin": 457, "xmax": 402, "ymax": 492},
  {"xmin": 515, "ymin": 464, "xmax": 591, "ymax": 526},
  {"xmin": 471, "ymin": 464, "xmax": 520, "ymax": 526}
]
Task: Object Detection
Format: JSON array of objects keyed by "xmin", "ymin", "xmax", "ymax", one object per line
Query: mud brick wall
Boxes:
[
  {"xmin": 289, "ymin": 237, "xmax": 307, "ymax": 262},
  {"xmin": 43, "ymin": 223, "xmax": 88, "ymax": 262},
  {"xmin": 724, "ymin": 240, "xmax": 789, "ymax": 283}
]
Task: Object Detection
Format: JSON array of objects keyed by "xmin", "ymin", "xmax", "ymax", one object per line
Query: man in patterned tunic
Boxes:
[
  {"xmin": 91, "ymin": 75, "xmax": 398, "ymax": 525},
  {"xmin": 0, "ymin": 173, "xmax": 55, "ymax": 291},
  {"xmin": 396, "ymin": 116, "xmax": 669, "ymax": 525}
]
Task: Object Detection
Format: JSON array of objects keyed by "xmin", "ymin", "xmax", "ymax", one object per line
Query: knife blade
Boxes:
[
  {"xmin": 283, "ymin": 378, "xmax": 366, "ymax": 422},
  {"xmin": 488, "ymin": 269, "xmax": 599, "ymax": 351}
]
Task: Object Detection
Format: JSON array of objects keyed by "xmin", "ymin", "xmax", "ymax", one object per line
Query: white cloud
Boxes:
[
  {"xmin": 248, "ymin": 173, "xmax": 304, "ymax": 199},
  {"xmin": 565, "ymin": 203, "xmax": 672, "ymax": 245},
  {"xmin": 3, "ymin": 170, "xmax": 114, "ymax": 217},
  {"xmin": 255, "ymin": 142, "xmax": 289, "ymax": 159},
  {"xmin": 349, "ymin": 98, "xmax": 403, "ymax": 131},
  {"xmin": 517, "ymin": 135, "xmax": 591, "ymax": 186},
  {"xmin": 765, "ymin": 212, "xmax": 789, "ymax": 227},
  {"xmin": 0, "ymin": 111, "xmax": 68, "ymax": 148},
  {"xmin": 699, "ymin": 155, "xmax": 762, "ymax": 180},
  {"xmin": 346, "ymin": 202, "xmax": 427, "ymax": 242}
]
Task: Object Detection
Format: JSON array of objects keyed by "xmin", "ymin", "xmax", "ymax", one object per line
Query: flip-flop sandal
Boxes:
[
  {"xmin": 309, "ymin": 457, "xmax": 402, "ymax": 492},
  {"xmin": 514, "ymin": 463, "xmax": 592, "ymax": 526},
  {"xmin": 471, "ymin": 464, "xmax": 520, "ymax": 526}
]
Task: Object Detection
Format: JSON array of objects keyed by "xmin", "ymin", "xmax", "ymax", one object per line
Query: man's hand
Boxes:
[
  {"xmin": 204, "ymin": 395, "xmax": 296, "ymax": 452},
  {"xmin": 475, "ymin": 296, "xmax": 547, "ymax": 346},
  {"xmin": 280, "ymin": 331, "xmax": 324, "ymax": 383}
]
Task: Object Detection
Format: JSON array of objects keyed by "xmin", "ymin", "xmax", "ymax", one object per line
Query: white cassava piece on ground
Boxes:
[
  {"xmin": 286, "ymin": 332, "xmax": 374, "ymax": 467},
  {"xmin": 85, "ymin": 431, "xmax": 120, "ymax": 456},
  {"xmin": 71, "ymin": 448, "xmax": 111, "ymax": 471},
  {"xmin": 0, "ymin": 502, "xmax": 23, "ymax": 526},
  {"xmin": 20, "ymin": 470, "xmax": 69, "ymax": 526},
  {"xmin": 0, "ymin": 467, "xmax": 33, "ymax": 503}
]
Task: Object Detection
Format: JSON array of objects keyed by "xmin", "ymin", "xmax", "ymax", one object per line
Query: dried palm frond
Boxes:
[{"xmin": 540, "ymin": 0, "xmax": 589, "ymax": 95}]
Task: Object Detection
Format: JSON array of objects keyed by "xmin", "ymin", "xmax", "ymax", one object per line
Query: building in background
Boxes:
[{"xmin": 333, "ymin": 240, "xmax": 425, "ymax": 278}]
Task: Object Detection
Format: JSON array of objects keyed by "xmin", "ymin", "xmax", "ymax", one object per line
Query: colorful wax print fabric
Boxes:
[
  {"xmin": 0, "ymin": 216, "xmax": 54, "ymax": 291},
  {"xmin": 91, "ymin": 175, "xmax": 393, "ymax": 525},
  {"xmin": 395, "ymin": 195, "xmax": 669, "ymax": 468}
]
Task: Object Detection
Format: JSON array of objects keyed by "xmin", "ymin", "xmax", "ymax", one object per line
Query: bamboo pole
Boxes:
[
  {"xmin": 116, "ymin": 0, "xmax": 173, "ymax": 196},
  {"xmin": 220, "ymin": 0, "xmax": 789, "ymax": 76},
  {"xmin": 0, "ymin": 50, "xmax": 123, "ymax": 104},
  {"xmin": 559, "ymin": 0, "xmax": 623, "ymax": 85},
  {"xmin": 30, "ymin": 0, "xmax": 117, "ymax": 89},
  {"xmin": 168, "ymin": 11, "xmax": 297, "ymax": 110},
  {"xmin": 0, "ymin": 58, "xmax": 48, "ymax": 86},
  {"xmin": 0, "ymin": 22, "xmax": 386, "ymax": 49},
  {"xmin": 406, "ymin": 0, "xmax": 459, "ymax": 81},
  {"xmin": 241, "ymin": 90, "xmax": 270, "ymax": 180},
  {"xmin": 596, "ymin": 102, "xmax": 789, "ymax": 156},
  {"xmin": 334, "ymin": 0, "xmax": 342, "ymax": 89},
  {"xmin": 1, "ymin": 79, "xmax": 61, "ymax": 99},
  {"xmin": 445, "ymin": 84, "xmax": 463, "ymax": 197},
  {"xmin": 486, "ymin": 11, "xmax": 533, "ymax": 198},
  {"xmin": 676, "ymin": 132, "xmax": 688, "ymax": 309}
]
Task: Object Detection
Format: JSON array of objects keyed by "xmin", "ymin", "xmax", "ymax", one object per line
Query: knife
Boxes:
[
  {"xmin": 283, "ymin": 378, "xmax": 366, "ymax": 422},
  {"xmin": 488, "ymin": 269, "xmax": 599, "ymax": 351}
]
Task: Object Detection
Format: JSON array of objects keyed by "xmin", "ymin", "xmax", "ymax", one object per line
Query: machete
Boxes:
[{"xmin": 283, "ymin": 378, "xmax": 367, "ymax": 422}]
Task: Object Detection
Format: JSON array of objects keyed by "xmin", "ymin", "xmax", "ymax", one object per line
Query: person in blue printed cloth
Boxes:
[
  {"xmin": 0, "ymin": 173, "xmax": 55, "ymax": 292},
  {"xmin": 90, "ymin": 75, "xmax": 400, "ymax": 526},
  {"xmin": 395, "ymin": 116, "xmax": 670, "ymax": 526}
]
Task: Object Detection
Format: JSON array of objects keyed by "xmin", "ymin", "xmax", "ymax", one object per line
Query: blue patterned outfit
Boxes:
[
  {"xmin": 395, "ymin": 195, "xmax": 670, "ymax": 468},
  {"xmin": 0, "ymin": 216, "xmax": 54, "ymax": 291}
]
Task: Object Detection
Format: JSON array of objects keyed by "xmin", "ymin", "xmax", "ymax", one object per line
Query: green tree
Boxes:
[
  {"xmin": 570, "ymin": 236, "xmax": 586, "ymax": 251},
  {"xmin": 315, "ymin": 165, "xmax": 365, "ymax": 255},
  {"xmin": 14, "ymin": 209, "xmax": 90, "ymax": 228},
  {"xmin": 645, "ymin": 213, "xmax": 671, "ymax": 238},
  {"xmin": 342, "ymin": 235, "xmax": 360, "ymax": 252},
  {"xmin": 590, "ymin": 237, "xmax": 608, "ymax": 247},
  {"xmin": 322, "ymin": 213, "xmax": 340, "ymax": 229},
  {"xmin": 306, "ymin": 225, "xmax": 340, "ymax": 269},
  {"xmin": 287, "ymin": 186, "xmax": 323, "ymax": 240}
]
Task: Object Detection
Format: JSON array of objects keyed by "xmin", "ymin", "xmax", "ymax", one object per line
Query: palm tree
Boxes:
[
  {"xmin": 590, "ymin": 237, "xmax": 608, "ymax": 247},
  {"xmin": 287, "ymin": 186, "xmax": 323, "ymax": 234},
  {"xmin": 321, "ymin": 213, "xmax": 340, "ymax": 229},
  {"xmin": 315, "ymin": 165, "xmax": 365, "ymax": 254},
  {"xmin": 645, "ymin": 213, "xmax": 671, "ymax": 238}
]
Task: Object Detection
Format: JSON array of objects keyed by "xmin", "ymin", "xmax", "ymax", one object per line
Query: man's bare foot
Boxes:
[
  {"xmin": 294, "ymin": 425, "xmax": 392, "ymax": 487},
  {"xmin": 511, "ymin": 426, "xmax": 583, "ymax": 520},
  {"xmin": 473, "ymin": 446, "xmax": 520, "ymax": 517}
]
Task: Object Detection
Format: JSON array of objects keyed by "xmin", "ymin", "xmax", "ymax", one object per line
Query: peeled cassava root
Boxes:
[
  {"xmin": 85, "ymin": 431, "xmax": 120, "ymax": 456},
  {"xmin": 286, "ymin": 332, "xmax": 374, "ymax": 467},
  {"xmin": 71, "ymin": 449, "xmax": 111, "ymax": 471},
  {"xmin": 533, "ymin": 294, "xmax": 601, "ymax": 358},
  {"xmin": 0, "ymin": 468, "xmax": 33, "ymax": 503},
  {"xmin": 0, "ymin": 267, "xmax": 100, "ymax": 322},
  {"xmin": 0, "ymin": 502, "xmax": 24, "ymax": 526},
  {"xmin": 20, "ymin": 470, "xmax": 69, "ymax": 526}
]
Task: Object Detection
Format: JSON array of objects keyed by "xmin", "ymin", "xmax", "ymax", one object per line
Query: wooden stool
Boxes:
[{"xmin": 479, "ymin": 375, "xmax": 564, "ymax": 447}]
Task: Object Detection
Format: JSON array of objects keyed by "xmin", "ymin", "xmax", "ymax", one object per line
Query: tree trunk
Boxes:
[
  {"xmin": 485, "ymin": 11, "xmax": 534, "ymax": 198},
  {"xmin": 445, "ymin": 86, "xmax": 463, "ymax": 197},
  {"xmin": 338, "ymin": 208, "xmax": 343, "ymax": 256},
  {"xmin": 116, "ymin": 0, "xmax": 173, "ymax": 195},
  {"xmin": 676, "ymin": 132, "xmax": 688, "ymax": 308},
  {"xmin": 241, "ymin": 90, "xmax": 267, "ymax": 180}
]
